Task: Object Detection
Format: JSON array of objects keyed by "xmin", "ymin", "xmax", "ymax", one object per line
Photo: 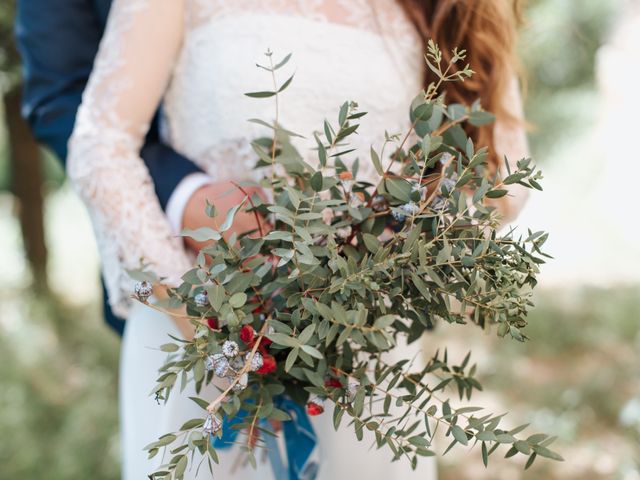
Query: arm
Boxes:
[
  {"xmin": 493, "ymin": 75, "xmax": 530, "ymax": 224},
  {"xmin": 67, "ymin": 0, "xmax": 191, "ymax": 317},
  {"xmin": 15, "ymin": 0, "xmax": 203, "ymax": 210}
]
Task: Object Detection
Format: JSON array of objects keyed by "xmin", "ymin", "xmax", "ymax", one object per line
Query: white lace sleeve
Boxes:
[
  {"xmin": 493, "ymin": 75, "xmax": 531, "ymax": 224},
  {"xmin": 68, "ymin": 0, "xmax": 191, "ymax": 318}
]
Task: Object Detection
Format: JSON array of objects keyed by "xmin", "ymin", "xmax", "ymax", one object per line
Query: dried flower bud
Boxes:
[
  {"xmin": 222, "ymin": 340, "xmax": 239, "ymax": 358},
  {"xmin": 411, "ymin": 181, "xmax": 427, "ymax": 201},
  {"xmin": 229, "ymin": 356, "xmax": 244, "ymax": 372},
  {"xmin": 203, "ymin": 414, "xmax": 222, "ymax": 435},
  {"xmin": 194, "ymin": 291, "xmax": 209, "ymax": 307},
  {"xmin": 441, "ymin": 177, "xmax": 457, "ymax": 193},
  {"xmin": 232, "ymin": 372, "xmax": 248, "ymax": 392},
  {"xmin": 246, "ymin": 351, "xmax": 264, "ymax": 372},
  {"xmin": 205, "ymin": 353, "xmax": 230, "ymax": 377},
  {"xmin": 347, "ymin": 379, "xmax": 360, "ymax": 403},
  {"xmin": 371, "ymin": 195, "xmax": 388, "ymax": 212},
  {"xmin": 439, "ymin": 152, "xmax": 454, "ymax": 165},
  {"xmin": 336, "ymin": 226, "xmax": 352, "ymax": 239},
  {"xmin": 391, "ymin": 210, "xmax": 406, "ymax": 223},
  {"xmin": 431, "ymin": 196, "xmax": 446, "ymax": 211},
  {"xmin": 134, "ymin": 281, "xmax": 153, "ymax": 302},
  {"xmin": 400, "ymin": 202, "xmax": 420, "ymax": 217}
]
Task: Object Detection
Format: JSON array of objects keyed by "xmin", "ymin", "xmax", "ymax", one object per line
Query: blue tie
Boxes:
[{"xmin": 211, "ymin": 395, "xmax": 319, "ymax": 480}]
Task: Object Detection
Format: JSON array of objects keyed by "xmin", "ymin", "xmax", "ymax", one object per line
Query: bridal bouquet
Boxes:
[{"xmin": 133, "ymin": 42, "xmax": 561, "ymax": 479}]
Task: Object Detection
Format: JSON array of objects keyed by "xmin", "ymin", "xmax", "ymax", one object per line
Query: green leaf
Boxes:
[
  {"xmin": 338, "ymin": 102, "xmax": 349, "ymax": 125},
  {"xmin": 175, "ymin": 455, "xmax": 188, "ymax": 477},
  {"xmin": 160, "ymin": 343, "xmax": 179, "ymax": 353},
  {"xmin": 374, "ymin": 315, "xmax": 395, "ymax": 328},
  {"xmin": 229, "ymin": 292, "xmax": 247, "ymax": 309},
  {"xmin": 273, "ymin": 52, "xmax": 292, "ymax": 70},
  {"xmin": 496, "ymin": 433, "xmax": 516, "ymax": 444},
  {"xmin": 267, "ymin": 333, "xmax": 299, "ymax": 348},
  {"xmin": 205, "ymin": 285, "xmax": 226, "ymax": 311},
  {"xmin": 180, "ymin": 227, "xmax": 221, "ymax": 242},
  {"xmin": 481, "ymin": 442, "xmax": 489, "ymax": 467},
  {"xmin": 180, "ymin": 418, "xmax": 205, "ymax": 431},
  {"xmin": 285, "ymin": 347, "xmax": 299, "ymax": 372},
  {"xmin": 514, "ymin": 440, "xmax": 531, "ymax": 455},
  {"xmin": 370, "ymin": 146, "xmax": 384, "ymax": 175},
  {"xmin": 525, "ymin": 452, "xmax": 537, "ymax": 470},
  {"xmin": 385, "ymin": 178, "xmax": 412, "ymax": 202},
  {"xmin": 451, "ymin": 425, "xmax": 469, "ymax": 445},
  {"xmin": 189, "ymin": 397, "xmax": 210, "ymax": 410},
  {"xmin": 311, "ymin": 171, "xmax": 323, "ymax": 192},
  {"xmin": 362, "ymin": 233, "xmax": 381, "ymax": 254},
  {"xmin": 486, "ymin": 189, "xmax": 508, "ymax": 199},
  {"xmin": 469, "ymin": 110, "xmax": 495, "ymax": 127},
  {"xmin": 298, "ymin": 324, "xmax": 316, "ymax": 344},
  {"xmin": 532, "ymin": 446, "xmax": 564, "ymax": 461},
  {"xmin": 278, "ymin": 74, "xmax": 294, "ymax": 92},
  {"xmin": 205, "ymin": 200, "xmax": 217, "ymax": 218},
  {"xmin": 220, "ymin": 204, "xmax": 242, "ymax": 232},
  {"xmin": 412, "ymin": 102, "xmax": 433, "ymax": 121},
  {"xmin": 245, "ymin": 90, "xmax": 276, "ymax": 98},
  {"xmin": 301, "ymin": 345, "xmax": 323, "ymax": 359},
  {"xmin": 476, "ymin": 430, "xmax": 497, "ymax": 442}
]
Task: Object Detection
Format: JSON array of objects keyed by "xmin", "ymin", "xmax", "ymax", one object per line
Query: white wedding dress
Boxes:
[{"xmin": 67, "ymin": 1, "xmax": 529, "ymax": 478}]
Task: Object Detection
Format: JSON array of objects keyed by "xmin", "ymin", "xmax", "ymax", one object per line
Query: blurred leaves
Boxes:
[
  {"xmin": 440, "ymin": 286, "xmax": 640, "ymax": 480},
  {"xmin": 519, "ymin": 0, "xmax": 621, "ymax": 158},
  {"xmin": 0, "ymin": 294, "xmax": 120, "ymax": 480}
]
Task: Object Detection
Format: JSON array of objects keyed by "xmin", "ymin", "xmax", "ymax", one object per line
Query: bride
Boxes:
[{"xmin": 67, "ymin": 0, "xmax": 529, "ymax": 478}]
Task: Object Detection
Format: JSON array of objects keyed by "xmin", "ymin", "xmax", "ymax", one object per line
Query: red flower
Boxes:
[
  {"xmin": 324, "ymin": 378, "xmax": 342, "ymax": 389},
  {"xmin": 206, "ymin": 317, "xmax": 219, "ymax": 330},
  {"xmin": 240, "ymin": 325, "xmax": 255, "ymax": 344},
  {"xmin": 306, "ymin": 402, "xmax": 324, "ymax": 416},
  {"xmin": 262, "ymin": 336, "xmax": 273, "ymax": 347},
  {"xmin": 256, "ymin": 354, "xmax": 276, "ymax": 374},
  {"xmin": 252, "ymin": 305, "xmax": 264, "ymax": 314}
]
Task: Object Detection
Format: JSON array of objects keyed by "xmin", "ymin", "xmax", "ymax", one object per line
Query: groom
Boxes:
[{"xmin": 15, "ymin": 0, "xmax": 215, "ymax": 336}]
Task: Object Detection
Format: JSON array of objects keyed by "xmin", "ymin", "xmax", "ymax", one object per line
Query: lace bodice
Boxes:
[{"xmin": 68, "ymin": 0, "xmax": 529, "ymax": 317}]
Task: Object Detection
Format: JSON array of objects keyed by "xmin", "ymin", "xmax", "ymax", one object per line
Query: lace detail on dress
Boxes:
[
  {"xmin": 68, "ymin": 0, "xmax": 192, "ymax": 317},
  {"xmin": 187, "ymin": 0, "xmax": 406, "ymax": 34},
  {"xmin": 184, "ymin": 0, "xmax": 423, "ymax": 78}
]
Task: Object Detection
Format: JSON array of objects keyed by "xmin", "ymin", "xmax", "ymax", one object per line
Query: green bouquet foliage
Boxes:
[{"xmin": 134, "ymin": 42, "xmax": 560, "ymax": 479}]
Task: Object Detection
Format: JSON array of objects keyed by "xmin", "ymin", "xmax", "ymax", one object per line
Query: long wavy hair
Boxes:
[{"xmin": 397, "ymin": 0, "xmax": 524, "ymax": 168}]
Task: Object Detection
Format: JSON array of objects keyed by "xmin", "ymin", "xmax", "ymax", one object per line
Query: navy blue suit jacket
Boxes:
[{"xmin": 15, "ymin": 0, "xmax": 202, "ymax": 336}]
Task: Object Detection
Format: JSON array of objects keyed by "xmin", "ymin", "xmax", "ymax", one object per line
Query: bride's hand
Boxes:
[{"xmin": 181, "ymin": 180, "xmax": 270, "ymax": 252}]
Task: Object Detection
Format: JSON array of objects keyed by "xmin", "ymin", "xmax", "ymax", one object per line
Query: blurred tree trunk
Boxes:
[{"xmin": 5, "ymin": 84, "xmax": 49, "ymax": 291}]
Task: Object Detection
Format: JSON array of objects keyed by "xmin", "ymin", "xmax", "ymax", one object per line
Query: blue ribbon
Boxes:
[{"xmin": 211, "ymin": 395, "xmax": 319, "ymax": 480}]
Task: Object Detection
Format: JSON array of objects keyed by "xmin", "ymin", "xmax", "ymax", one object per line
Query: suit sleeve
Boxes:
[{"xmin": 15, "ymin": 0, "xmax": 202, "ymax": 210}]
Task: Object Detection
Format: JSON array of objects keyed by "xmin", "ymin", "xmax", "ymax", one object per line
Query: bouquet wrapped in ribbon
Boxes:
[{"xmin": 134, "ymin": 42, "xmax": 561, "ymax": 479}]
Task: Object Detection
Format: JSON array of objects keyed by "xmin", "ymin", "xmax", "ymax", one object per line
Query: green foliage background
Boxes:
[{"xmin": 0, "ymin": 1, "xmax": 637, "ymax": 479}]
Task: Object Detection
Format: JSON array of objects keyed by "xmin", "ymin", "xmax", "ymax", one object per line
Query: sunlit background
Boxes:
[{"xmin": 0, "ymin": 0, "xmax": 639, "ymax": 478}]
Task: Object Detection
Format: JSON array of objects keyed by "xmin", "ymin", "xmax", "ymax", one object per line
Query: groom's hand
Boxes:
[{"xmin": 181, "ymin": 181, "xmax": 270, "ymax": 251}]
